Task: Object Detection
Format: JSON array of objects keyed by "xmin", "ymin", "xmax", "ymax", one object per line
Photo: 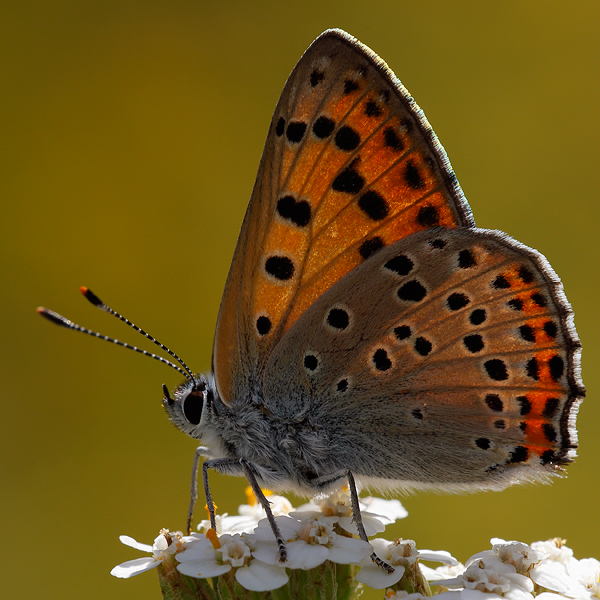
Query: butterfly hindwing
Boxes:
[
  {"xmin": 262, "ymin": 228, "xmax": 583, "ymax": 489},
  {"xmin": 213, "ymin": 29, "xmax": 474, "ymax": 405}
]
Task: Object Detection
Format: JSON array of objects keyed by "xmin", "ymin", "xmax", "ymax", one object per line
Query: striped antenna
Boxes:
[{"xmin": 38, "ymin": 287, "xmax": 196, "ymax": 383}]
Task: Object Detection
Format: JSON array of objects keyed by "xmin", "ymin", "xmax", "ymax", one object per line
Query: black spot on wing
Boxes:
[
  {"xmin": 492, "ymin": 275, "xmax": 510, "ymax": 290},
  {"xmin": 343, "ymin": 80, "xmax": 359, "ymax": 94},
  {"xmin": 313, "ymin": 116, "xmax": 335, "ymax": 139},
  {"xmin": 365, "ymin": 100, "xmax": 382, "ymax": 117},
  {"xmin": 327, "ymin": 308, "xmax": 349, "ymax": 330},
  {"xmin": 310, "ymin": 70, "xmax": 324, "ymax": 87},
  {"xmin": 358, "ymin": 190, "xmax": 389, "ymax": 221},
  {"xmin": 485, "ymin": 394, "xmax": 503, "ymax": 412},
  {"xmin": 286, "ymin": 121, "xmax": 307, "ymax": 143},
  {"xmin": 447, "ymin": 292, "xmax": 469, "ymax": 311},
  {"xmin": 384, "ymin": 254, "xmax": 413, "ymax": 276},
  {"xmin": 543, "ymin": 397, "xmax": 559, "ymax": 418},
  {"xmin": 549, "ymin": 355, "xmax": 564, "ymax": 381},
  {"xmin": 304, "ymin": 354, "xmax": 318, "ymax": 371},
  {"xmin": 277, "ymin": 196, "xmax": 311, "ymax": 227},
  {"xmin": 458, "ymin": 249, "xmax": 476, "ymax": 269},
  {"xmin": 404, "ymin": 160, "xmax": 425, "ymax": 189},
  {"xmin": 517, "ymin": 396, "xmax": 531, "ymax": 415},
  {"xmin": 275, "ymin": 117, "xmax": 285, "ymax": 137},
  {"xmin": 265, "ymin": 256, "xmax": 295, "ymax": 280},
  {"xmin": 383, "ymin": 127, "xmax": 404, "ymax": 151},
  {"xmin": 334, "ymin": 126, "xmax": 361, "ymax": 151},
  {"xmin": 470, "ymin": 309, "xmax": 486, "ymax": 325},
  {"xmin": 417, "ymin": 205, "xmax": 439, "ymax": 227},
  {"xmin": 394, "ymin": 325, "xmax": 411, "ymax": 340},
  {"xmin": 464, "ymin": 334, "xmax": 484, "ymax": 353},
  {"xmin": 414, "ymin": 337, "xmax": 432, "ymax": 356},
  {"xmin": 398, "ymin": 281, "xmax": 426, "ymax": 302},
  {"xmin": 507, "ymin": 298, "xmax": 524, "ymax": 311},
  {"xmin": 359, "ymin": 237, "xmax": 384, "ymax": 259},
  {"xmin": 485, "ymin": 359, "xmax": 508, "ymax": 381},
  {"xmin": 256, "ymin": 316, "xmax": 271, "ymax": 336},
  {"xmin": 509, "ymin": 446, "xmax": 528, "ymax": 463},
  {"xmin": 373, "ymin": 348, "xmax": 392, "ymax": 371},
  {"xmin": 519, "ymin": 324, "xmax": 536, "ymax": 343},
  {"xmin": 332, "ymin": 161, "xmax": 365, "ymax": 194}
]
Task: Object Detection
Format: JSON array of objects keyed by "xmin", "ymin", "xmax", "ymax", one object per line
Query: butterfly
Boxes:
[{"xmin": 39, "ymin": 29, "xmax": 584, "ymax": 571}]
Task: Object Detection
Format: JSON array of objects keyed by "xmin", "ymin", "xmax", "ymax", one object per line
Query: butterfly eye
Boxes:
[{"xmin": 182, "ymin": 390, "xmax": 204, "ymax": 425}]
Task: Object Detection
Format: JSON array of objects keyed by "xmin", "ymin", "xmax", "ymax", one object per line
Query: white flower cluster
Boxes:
[
  {"xmin": 111, "ymin": 493, "xmax": 599, "ymax": 598},
  {"xmin": 421, "ymin": 538, "xmax": 600, "ymax": 599},
  {"xmin": 111, "ymin": 489, "xmax": 413, "ymax": 591}
]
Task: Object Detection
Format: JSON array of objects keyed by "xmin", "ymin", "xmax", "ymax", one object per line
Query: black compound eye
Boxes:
[{"xmin": 182, "ymin": 391, "xmax": 203, "ymax": 425}]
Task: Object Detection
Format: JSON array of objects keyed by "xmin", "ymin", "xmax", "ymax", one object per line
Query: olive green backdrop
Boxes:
[{"xmin": 2, "ymin": 2, "xmax": 598, "ymax": 599}]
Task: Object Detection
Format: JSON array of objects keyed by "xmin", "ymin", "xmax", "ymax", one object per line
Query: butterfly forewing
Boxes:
[
  {"xmin": 213, "ymin": 29, "xmax": 474, "ymax": 405},
  {"xmin": 262, "ymin": 228, "xmax": 583, "ymax": 488}
]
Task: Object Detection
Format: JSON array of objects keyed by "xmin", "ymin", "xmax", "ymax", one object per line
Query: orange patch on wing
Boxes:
[
  {"xmin": 296, "ymin": 146, "xmax": 352, "ymax": 212},
  {"xmin": 282, "ymin": 138, "xmax": 329, "ymax": 195},
  {"xmin": 284, "ymin": 250, "xmax": 362, "ymax": 330}
]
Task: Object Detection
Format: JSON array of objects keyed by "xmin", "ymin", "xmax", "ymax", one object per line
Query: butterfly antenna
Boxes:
[{"xmin": 37, "ymin": 287, "xmax": 196, "ymax": 384}]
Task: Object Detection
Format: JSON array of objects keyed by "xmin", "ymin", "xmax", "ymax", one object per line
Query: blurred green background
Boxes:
[{"xmin": 2, "ymin": 1, "xmax": 598, "ymax": 598}]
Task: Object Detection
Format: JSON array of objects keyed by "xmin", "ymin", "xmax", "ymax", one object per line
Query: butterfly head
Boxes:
[{"xmin": 163, "ymin": 374, "xmax": 219, "ymax": 440}]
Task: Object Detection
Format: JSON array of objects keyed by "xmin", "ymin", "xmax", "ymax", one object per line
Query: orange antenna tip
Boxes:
[{"xmin": 80, "ymin": 287, "xmax": 104, "ymax": 308}]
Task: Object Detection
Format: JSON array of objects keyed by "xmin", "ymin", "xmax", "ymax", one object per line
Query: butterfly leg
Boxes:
[
  {"xmin": 239, "ymin": 458, "xmax": 288, "ymax": 563},
  {"xmin": 199, "ymin": 457, "xmax": 288, "ymax": 562},
  {"xmin": 313, "ymin": 469, "xmax": 394, "ymax": 574},
  {"xmin": 186, "ymin": 445, "xmax": 212, "ymax": 534},
  {"xmin": 201, "ymin": 457, "xmax": 242, "ymax": 531}
]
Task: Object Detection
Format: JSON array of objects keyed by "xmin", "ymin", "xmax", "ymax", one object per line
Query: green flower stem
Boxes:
[
  {"xmin": 335, "ymin": 563, "xmax": 361, "ymax": 600},
  {"xmin": 158, "ymin": 555, "xmax": 371, "ymax": 599},
  {"xmin": 392, "ymin": 560, "xmax": 432, "ymax": 596},
  {"xmin": 157, "ymin": 553, "xmax": 217, "ymax": 600}
]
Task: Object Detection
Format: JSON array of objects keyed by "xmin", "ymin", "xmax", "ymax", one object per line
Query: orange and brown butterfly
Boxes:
[
  {"xmin": 206, "ymin": 28, "xmax": 582, "ymax": 487},
  {"xmin": 39, "ymin": 29, "xmax": 584, "ymax": 567}
]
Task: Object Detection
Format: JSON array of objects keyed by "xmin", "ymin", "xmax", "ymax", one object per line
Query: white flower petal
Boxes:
[
  {"xmin": 503, "ymin": 585, "xmax": 534, "ymax": 600},
  {"xmin": 466, "ymin": 550, "xmax": 497, "ymax": 567},
  {"xmin": 434, "ymin": 576, "xmax": 464, "ymax": 588},
  {"xmin": 460, "ymin": 590, "xmax": 504, "ymax": 599},
  {"xmin": 532, "ymin": 540, "xmax": 574, "ymax": 565},
  {"xmin": 356, "ymin": 562, "xmax": 405, "ymax": 588},
  {"xmin": 359, "ymin": 497, "xmax": 408, "ymax": 524},
  {"xmin": 202, "ymin": 514, "xmax": 260, "ymax": 535},
  {"xmin": 177, "ymin": 560, "xmax": 231, "ymax": 578},
  {"xmin": 421, "ymin": 563, "xmax": 466, "ymax": 582},
  {"xmin": 176, "ymin": 538, "xmax": 214, "ymax": 562},
  {"xmin": 418, "ymin": 549, "xmax": 459, "ymax": 565},
  {"xmin": 254, "ymin": 539, "xmax": 329, "ymax": 570},
  {"xmin": 531, "ymin": 562, "xmax": 574, "ymax": 594},
  {"xmin": 289, "ymin": 512, "xmax": 339, "ymax": 529},
  {"xmin": 118, "ymin": 535, "xmax": 153, "ymax": 553},
  {"xmin": 254, "ymin": 515, "xmax": 300, "ymax": 540},
  {"xmin": 327, "ymin": 535, "xmax": 372, "ymax": 564},
  {"xmin": 504, "ymin": 571, "xmax": 534, "ymax": 592},
  {"xmin": 249, "ymin": 544, "xmax": 276, "ymax": 565},
  {"xmin": 182, "ymin": 534, "xmax": 203, "ymax": 545},
  {"xmin": 568, "ymin": 557, "xmax": 600, "ymax": 584},
  {"xmin": 288, "ymin": 540, "xmax": 330, "ymax": 570},
  {"xmin": 235, "ymin": 560, "xmax": 288, "ymax": 592},
  {"xmin": 110, "ymin": 557, "xmax": 160, "ymax": 578},
  {"xmin": 337, "ymin": 514, "xmax": 385, "ymax": 537}
]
